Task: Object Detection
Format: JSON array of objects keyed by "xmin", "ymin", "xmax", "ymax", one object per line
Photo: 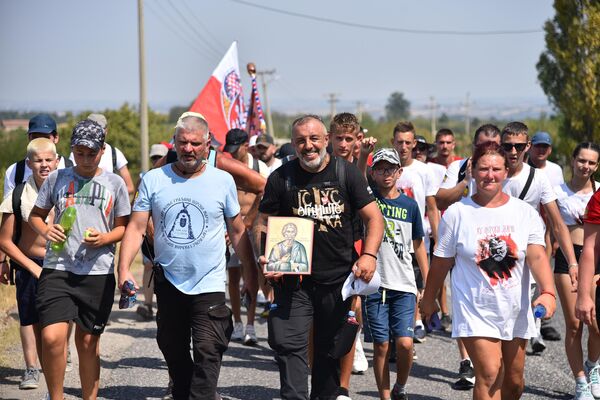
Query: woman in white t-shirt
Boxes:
[
  {"xmin": 554, "ymin": 142, "xmax": 600, "ymax": 399},
  {"xmin": 420, "ymin": 141, "xmax": 556, "ymax": 400}
]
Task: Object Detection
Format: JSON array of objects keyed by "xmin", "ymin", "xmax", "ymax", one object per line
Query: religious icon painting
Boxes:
[{"xmin": 264, "ymin": 216, "xmax": 314, "ymax": 275}]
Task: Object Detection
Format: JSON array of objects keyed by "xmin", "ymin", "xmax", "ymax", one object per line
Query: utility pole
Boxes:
[
  {"xmin": 256, "ymin": 69, "xmax": 276, "ymax": 138},
  {"xmin": 138, "ymin": 0, "xmax": 149, "ymax": 172},
  {"xmin": 356, "ymin": 101, "xmax": 363, "ymax": 122},
  {"xmin": 430, "ymin": 96, "xmax": 437, "ymax": 141},
  {"xmin": 326, "ymin": 93, "xmax": 339, "ymax": 120},
  {"xmin": 464, "ymin": 92, "xmax": 471, "ymax": 137}
]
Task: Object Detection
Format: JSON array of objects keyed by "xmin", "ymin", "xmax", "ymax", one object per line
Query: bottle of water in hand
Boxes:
[
  {"xmin": 347, "ymin": 310, "xmax": 359, "ymax": 325},
  {"xmin": 50, "ymin": 206, "xmax": 77, "ymax": 252},
  {"xmin": 533, "ymin": 304, "xmax": 546, "ymax": 319}
]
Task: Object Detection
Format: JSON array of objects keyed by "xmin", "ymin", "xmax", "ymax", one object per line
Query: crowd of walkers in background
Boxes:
[{"xmin": 2, "ymin": 111, "xmax": 600, "ymax": 400}]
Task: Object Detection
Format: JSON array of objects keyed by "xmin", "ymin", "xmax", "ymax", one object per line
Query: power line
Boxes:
[
  {"xmin": 145, "ymin": 1, "xmax": 208, "ymax": 57},
  {"xmin": 166, "ymin": 0, "xmax": 223, "ymax": 57},
  {"xmin": 230, "ymin": 0, "xmax": 543, "ymax": 36},
  {"xmin": 180, "ymin": 0, "xmax": 226, "ymax": 50}
]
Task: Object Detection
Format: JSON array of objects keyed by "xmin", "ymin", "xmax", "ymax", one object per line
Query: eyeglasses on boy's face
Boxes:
[
  {"xmin": 501, "ymin": 142, "xmax": 528, "ymax": 152},
  {"xmin": 373, "ymin": 166, "xmax": 400, "ymax": 176}
]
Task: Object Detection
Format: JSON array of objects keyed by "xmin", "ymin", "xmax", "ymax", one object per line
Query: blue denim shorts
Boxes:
[
  {"xmin": 363, "ymin": 288, "xmax": 416, "ymax": 343},
  {"xmin": 14, "ymin": 258, "xmax": 43, "ymax": 326}
]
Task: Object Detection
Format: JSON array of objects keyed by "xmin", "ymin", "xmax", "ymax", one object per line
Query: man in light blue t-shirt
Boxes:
[{"xmin": 117, "ymin": 113, "xmax": 255, "ymax": 399}]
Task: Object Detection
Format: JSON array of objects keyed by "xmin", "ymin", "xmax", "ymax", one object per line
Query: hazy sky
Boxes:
[{"xmin": 0, "ymin": 0, "xmax": 555, "ymax": 112}]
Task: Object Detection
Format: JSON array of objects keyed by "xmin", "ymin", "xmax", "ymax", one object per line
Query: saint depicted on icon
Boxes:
[{"xmin": 265, "ymin": 217, "xmax": 313, "ymax": 275}]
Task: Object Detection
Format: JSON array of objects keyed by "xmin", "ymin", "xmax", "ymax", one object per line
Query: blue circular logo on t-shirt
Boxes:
[{"xmin": 161, "ymin": 198, "xmax": 208, "ymax": 248}]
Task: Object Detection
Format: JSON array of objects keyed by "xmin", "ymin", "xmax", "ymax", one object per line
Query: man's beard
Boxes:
[{"xmin": 297, "ymin": 146, "xmax": 327, "ymax": 170}]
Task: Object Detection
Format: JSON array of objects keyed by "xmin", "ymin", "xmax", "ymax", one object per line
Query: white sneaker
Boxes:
[
  {"xmin": 585, "ymin": 361, "xmax": 600, "ymax": 398},
  {"xmin": 576, "ymin": 382, "xmax": 595, "ymax": 400},
  {"xmin": 256, "ymin": 290, "xmax": 267, "ymax": 305},
  {"xmin": 335, "ymin": 396, "xmax": 352, "ymax": 400},
  {"xmin": 231, "ymin": 321, "xmax": 244, "ymax": 341},
  {"xmin": 352, "ymin": 335, "xmax": 368, "ymax": 374},
  {"xmin": 243, "ymin": 324, "xmax": 257, "ymax": 345}
]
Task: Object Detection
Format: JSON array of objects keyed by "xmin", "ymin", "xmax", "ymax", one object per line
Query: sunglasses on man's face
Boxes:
[{"xmin": 501, "ymin": 142, "xmax": 528, "ymax": 152}]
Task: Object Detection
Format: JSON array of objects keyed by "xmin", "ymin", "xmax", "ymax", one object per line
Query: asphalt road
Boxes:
[{"xmin": 0, "ymin": 287, "xmax": 580, "ymax": 400}]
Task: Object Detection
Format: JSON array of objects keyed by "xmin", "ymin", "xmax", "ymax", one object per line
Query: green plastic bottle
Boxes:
[{"xmin": 50, "ymin": 206, "xmax": 77, "ymax": 252}]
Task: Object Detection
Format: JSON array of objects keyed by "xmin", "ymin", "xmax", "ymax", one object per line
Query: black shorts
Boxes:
[
  {"xmin": 411, "ymin": 253, "xmax": 424, "ymax": 290},
  {"xmin": 36, "ymin": 269, "xmax": 115, "ymax": 335},
  {"xmin": 555, "ymin": 245, "xmax": 600, "ymax": 274},
  {"xmin": 13, "ymin": 258, "xmax": 43, "ymax": 326}
]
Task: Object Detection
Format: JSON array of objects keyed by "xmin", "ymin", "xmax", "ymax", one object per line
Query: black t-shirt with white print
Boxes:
[{"xmin": 259, "ymin": 156, "xmax": 375, "ymax": 285}]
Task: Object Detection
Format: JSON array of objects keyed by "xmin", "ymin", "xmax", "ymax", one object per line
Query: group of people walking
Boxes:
[{"xmin": 1, "ymin": 110, "xmax": 600, "ymax": 400}]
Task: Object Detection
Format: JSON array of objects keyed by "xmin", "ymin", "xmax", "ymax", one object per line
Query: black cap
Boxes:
[
  {"xmin": 223, "ymin": 128, "xmax": 248, "ymax": 154},
  {"xmin": 276, "ymin": 142, "xmax": 295, "ymax": 159}
]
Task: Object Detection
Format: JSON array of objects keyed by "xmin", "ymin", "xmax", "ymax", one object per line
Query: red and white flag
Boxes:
[
  {"xmin": 246, "ymin": 72, "xmax": 266, "ymax": 137},
  {"xmin": 189, "ymin": 42, "xmax": 246, "ymax": 147}
]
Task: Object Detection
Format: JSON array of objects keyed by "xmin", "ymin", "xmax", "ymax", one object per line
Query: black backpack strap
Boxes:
[
  {"xmin": 519, "ymin": 167, "xmax": 536, "ymax": 200},
  {"xmin": 61, "ymin": 154, "xmax": 74, "ymax": 167},
  {"xmin": 9, "ymin": 182, "xmax": 26, "ymax": 285},
  {"xmin": 11, "ymin": 182, "xmax": 25, "ymax": 245},
  {"xmin": 336, "ymin": 157, "xmax": 348, "ymax": 196},
  {"xmin": 111, "ymin": 144, "xmax": 117, "ymax": 172},
  {"xmin": 14, "ymin": 159, "xmax": 26, "ymax": 186},
  {"xmin": 457, "ymin": 157, "xmax": 469, "ymax": 184}
]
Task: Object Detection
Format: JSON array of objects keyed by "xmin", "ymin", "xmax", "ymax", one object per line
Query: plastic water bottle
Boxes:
[
  {"xmin": 50, "ymin": 206, "xmax": 77, "ymax": 252},
  {"xmin": 533, "ymin": 304, "xmax": 547, "ymax": 319},
  {"xmin": 347, "ymin": 310, "xmax": 359, "ymax": 325}
]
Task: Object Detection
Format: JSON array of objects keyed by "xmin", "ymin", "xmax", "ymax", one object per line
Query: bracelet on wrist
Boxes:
[
  {"xmin": 362, "ymin": 252, "xmax": 377, "ymax": 261},
  {"xmin": 540, "ymin": 290, "xmax": 556, "ymax": 300},
  {"xmin": 568, "ymin": 263, "xmax": 579, "ymax": 269}
]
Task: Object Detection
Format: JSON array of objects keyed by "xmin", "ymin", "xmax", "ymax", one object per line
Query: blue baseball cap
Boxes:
[
  {"xmin": 28, "ymin": 114, "xmax": 57, "ymax": 135},
  {"xmin": 531, "ymin": 131, "xmax": 552, "ymax": 146}
]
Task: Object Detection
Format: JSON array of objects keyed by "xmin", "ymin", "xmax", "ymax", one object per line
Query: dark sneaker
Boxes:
[
  {"xmin": 440, "ymin": 313, "xmax": 452, "ymax": 331},
  {"xmin": 136, "ymin": 304, "xmax": 154, "ymax": 321},
  {"xmin": 540, "ymin": 325, "xmax": 561, "ymax": 341},
  {"xmin": 413, "ymin": 325, "xmax": 426, "ymax": 343},
  {"xmin": 391, "ymin": 383, "xmax": 408, "ymax": 400},
  {"xmin": 19, "ymin": 367, "xmax": 40, "ymax": 390},
  {"xmin": 452, "ymin": 359, "xmax": 475, "ymax": 390},
  {"xmin": 530, "ymin": 337, "xmax": 546, "ymax": 354}
]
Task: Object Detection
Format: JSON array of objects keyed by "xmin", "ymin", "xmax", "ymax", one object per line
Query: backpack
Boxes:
[
  {"xmin": 111, "ymin": 144, "xmax": 117, "ymax": 172},
  {"xmin": 8, "ymin": 182, "xmax": 26, "ymax": 284},
  {"xmin": 518, "ymin": 167, "xmax": 536, "ymax": 200},
  {"xmin": 457, "ymin": 157, "xmax": 470, "ymax": 184},
  {"xmin": 14, "ymin": 155, "xmax": 73, "ymax": 186},
  {"xmin": 282, "ymin": 156, "xmax": 348, "ymax": 194}
]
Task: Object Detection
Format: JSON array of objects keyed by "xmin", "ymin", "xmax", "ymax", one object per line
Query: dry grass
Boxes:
[
  {"xmin": 0, "ymin": 284, "xmax": 20, "ymax": 368},
  {"xmin": 0, "ymin": 283, "xmax": 17, "ymax": 317}
]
